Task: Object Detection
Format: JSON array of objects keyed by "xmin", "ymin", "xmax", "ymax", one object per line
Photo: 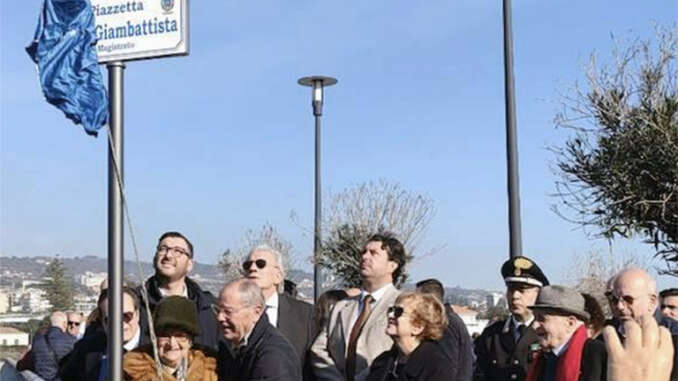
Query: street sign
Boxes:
[{"xmin": 93, "ymin": 0, "xmax": 189, "ymax": 63}]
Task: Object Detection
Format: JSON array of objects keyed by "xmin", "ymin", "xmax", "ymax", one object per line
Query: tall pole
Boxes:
[
  {"xmin": 503, "ymin": 0, "xmax": 523, "ymax": 259},
  {"xmin": 313, "ymin": 93, "xmax": 322, "ymax": 302},
  {"xmin": 298, "ymin": 76, "xmax": 337, "ymax": 301},
  {"xmin": 107, "ymin": 61, "xmax": 125, "ymax": 381}
]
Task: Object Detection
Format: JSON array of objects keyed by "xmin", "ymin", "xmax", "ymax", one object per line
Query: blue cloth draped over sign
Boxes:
[{"xmin": 26, "ymin": 0, "xmax": 108, "ymax": 136}]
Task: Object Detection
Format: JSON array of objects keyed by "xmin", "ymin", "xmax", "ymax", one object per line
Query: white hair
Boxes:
[
  {"xmin": 223, "ymin": 278, "xmax": 266, "ymax": 308},
  {"xmin": 248, "ymin": 244, "xmax": 286, "ymax": 293}
]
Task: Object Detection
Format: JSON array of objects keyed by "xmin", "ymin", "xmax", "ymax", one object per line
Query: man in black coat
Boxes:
[
  {"xmin": 243, "ymin": 245, "xmax": 315, "ymax": 375},
  {"xmin": 59, "ymin": 286, "xmax": 148, "ymax": 381},
  {"xmin": 137, "ymin": 231, "xmax": 220, "ymax": 349},
  {"xmin": 415, "ymin": 278, "xmax": 473, "ymax": 381},
  {"xmin": 32, "ymin": 311, "xmax": 76, "ymax": 381},
  {"xmin": 473, "ymin": 256, "xmax": 549, "ymax": 381},
  {"xmin": 526, "ymin": 285, "xmax": 606, "ymax": 381},
  {"xmin": 215, "ymin": 278, "xmax": 301, "ymax": 381}
]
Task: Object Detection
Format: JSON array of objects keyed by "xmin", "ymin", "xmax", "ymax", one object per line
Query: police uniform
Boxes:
[{"xmin": 473, "ymin": 256, "xmax": 549, "ymax": 381}]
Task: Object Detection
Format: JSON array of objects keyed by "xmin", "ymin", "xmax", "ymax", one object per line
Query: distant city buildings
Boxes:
[{"xmin": 485, "ymin": 291, "xmax": 506, "ymax": 309}]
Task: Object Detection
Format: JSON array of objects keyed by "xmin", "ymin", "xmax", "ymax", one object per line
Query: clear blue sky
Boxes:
[{"xmin": 2, "ymin": 0, "xmax": 676, "ymax": 290}]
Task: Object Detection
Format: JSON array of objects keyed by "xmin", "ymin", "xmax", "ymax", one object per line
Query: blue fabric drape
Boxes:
[{"xmin": 26, "ymin": 0, "xmax": 108, "ymax": 136}]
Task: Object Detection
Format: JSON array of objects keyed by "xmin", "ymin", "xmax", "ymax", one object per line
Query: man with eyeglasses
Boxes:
[
  {"xmin": 311, "ymin": 233, "xmax": 408, "ymax": 381},
  {"xmin": 473, "ymin": 256, "xmax": 550, "ymax": 381},
  {"xmin": 605, "ymin": 267, "xmax": 678, "ymax": 381},
  {"xmin": 215, "ymin": 278, "xmax": 301, "ymax": 381},
  {"xmin": 60, "ymin": 286, "xmax": 146, "ymax": 381},
  {"xmin": 243, "ymin": 245, "xmax": 315, "ymax": 378},
  {"xmin": 66, "ymin": 311, "xmax": 83, "ymax": 338},
  {"xmin": 137, "ymin": 231, "xmax": 219, "ymax": 349}
]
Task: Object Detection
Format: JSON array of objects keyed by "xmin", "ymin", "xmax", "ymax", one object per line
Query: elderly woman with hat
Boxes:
[
  {"xmin": 123, "ymin": 295, "xmax": 217, "ymax": 381},
  {"xmin": 366, "ymin": 292, "xmax": 454, "ymax": 381},
  {"xmin": 525, "ymin": 285, "xmax": 607, "ymax": 381}
]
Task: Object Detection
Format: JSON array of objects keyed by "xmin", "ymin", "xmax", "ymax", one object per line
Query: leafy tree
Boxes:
[
  {"xmin": 553, "ymin": 25, "xmax": 678, "ymax": 276},
  {"xmin": 219, "ymin": 223, "xmax": 296, "ymax": 281},
  {"xmin": 43, "ymin": 256, "xmax": 74, "ymax": 311},
  {"xmin": 318, "ymin": 179, "xmax": 434, "ymax": 287}
]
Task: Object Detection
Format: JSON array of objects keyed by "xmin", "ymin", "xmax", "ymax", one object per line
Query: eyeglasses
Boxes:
[
  {"xmin": 242, "ymin": 259, "xmax": 267, "ymax": 271},
  {"xmin": 606, "ymin": 293, "xmax": 646, "ymax": 306},
  {"xmin": 157, "ymin": 245, "xmax": 191, "ymax": 258},
  {"xmin": 387, "ymin": 305, "xmax": 406, "ymax": 319},
  {"xmin": 157, "ymin": 331, "xmax": 191, "ymax": 344},
  {"xmin": 211, "ymin": 303, "xmax": 250, "ymax": 318},
  {"xmin": 67, "ymin": 321, "xmax": 81, "ymax": 327},
  {"xmin": 102, "ymin": 311, "xmax": 136, "ymax": 325}
]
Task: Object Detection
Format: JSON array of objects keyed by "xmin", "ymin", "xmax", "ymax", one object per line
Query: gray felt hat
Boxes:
[{"xmin": 528, "ymin": 285, "xmax": 590, "ymax": 321}]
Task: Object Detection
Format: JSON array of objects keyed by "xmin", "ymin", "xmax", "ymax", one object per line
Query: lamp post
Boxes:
[
  {"xmin": 502, "ymin": 0, "xmax": 523, "ymax": 259},
  {"xmin": 298, "ymin": 75, "xmax": 338, "ymax": 301}
]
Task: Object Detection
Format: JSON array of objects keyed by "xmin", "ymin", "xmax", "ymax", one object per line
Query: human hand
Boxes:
[{"xmin": 602, "ymin": 318, "xmax": 674, "ymax": 381}]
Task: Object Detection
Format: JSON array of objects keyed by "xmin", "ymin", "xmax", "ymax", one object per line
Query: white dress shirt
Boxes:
[{"xmin": 265, "ymin": 292, "xmax": 279, "ymax": 327}]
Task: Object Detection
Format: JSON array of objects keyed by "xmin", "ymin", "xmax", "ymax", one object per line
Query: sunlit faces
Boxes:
[
  {"xmin": 244, "ymin": 250, "xmax": 282, "ymax": 296},
  {"xmin": 532, "ymin": 312, "xmax": 579, "ymax": 350},
  {"xmin": 360, "ymin": 241, "xmax": 398, "ymax": 282},
  {"xmin": 66, "ymin": 312, "xmax": 82, "ymax": 337},
  {"xmin": 506, "ymin": 283, "xmax": 540, "ymax": 319},
  {"xmin": 100, "ymin": 293, "xmax": 140, "ymax": 344},
  {"xmin": 610, "ymin": 271, "xmax": 657, "ymax": 323},
  {"xmin": 385, "ymin": 300, "xmax": 423, "ymax": 339},
  {"xmin": 214, "ymin": 287, "xmax": 262, "ymax": 344},
  {"xmin": 155, "ymin": 236, "xmax": 193, "ymax": 281},
  {"xmin": 157, "ymin": 329, "xmax": 192, "ymax": 367}
]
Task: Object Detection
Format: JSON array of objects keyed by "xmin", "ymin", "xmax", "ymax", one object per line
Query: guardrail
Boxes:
[{"xmin": 0, "ymin": 358, "xmax": 44, "ymax": 381}]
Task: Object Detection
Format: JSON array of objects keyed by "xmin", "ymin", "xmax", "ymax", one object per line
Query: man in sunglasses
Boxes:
[
  {"xmin": 66, "ymin": 311, "xmax": 83, "ymax": 338},
  {"xmin": 311, "ymin": 233, "xmax": 408, "ymax": 381},
  {"xmin": 60, "ymin": 286, "xmax": 146, "ymax": 381},
  {"xmin": 243, "ymin": 245, "xmax": 315, "ymax": 378},
  {"xmin": 606, "ymin": 267, "xmax": 678, "ymax": 380},
  {"xmin": 474, "ymin": 256, "xmax": 549, "ymax": 381},
  {"xmin": 137, "ymin": 231, "xmax": 219, "ymax": 349}
]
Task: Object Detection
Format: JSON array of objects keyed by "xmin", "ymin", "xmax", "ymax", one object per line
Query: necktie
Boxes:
[
  {"xmin": 345, "ymin": 294, "xmax": 374, "ymax": 381},
  {"xmin": 516, "ymin": 324, "xmax": 526, "ymax": 342}
]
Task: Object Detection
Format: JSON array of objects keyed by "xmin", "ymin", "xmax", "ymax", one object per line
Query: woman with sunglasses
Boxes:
[
  {"xmin": 366, "ymin": 292, "xmax": 453, "ymax": 381},
  {"xmin": 123, "ymin": 296, "xmax": 217, "ymax": 381}
]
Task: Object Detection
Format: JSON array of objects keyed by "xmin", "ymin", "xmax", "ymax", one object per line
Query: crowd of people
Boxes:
[{"xmin": 14, "ymin": 231, "xmax": 677, "ymax": 381}]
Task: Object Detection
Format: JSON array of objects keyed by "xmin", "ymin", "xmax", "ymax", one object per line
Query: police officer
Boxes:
[{"xmin": 473, "ymin": 256, "xmax": 549, "ymax": 381}]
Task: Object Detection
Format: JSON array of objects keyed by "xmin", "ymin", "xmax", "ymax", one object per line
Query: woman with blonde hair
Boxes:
[
  {"xmin": 367, "ymin": 292, "xmax": 454, "ymax": 381},
  {"xmin": 123, "ymin": 296, "xmax": 217, "ymax": 381}
]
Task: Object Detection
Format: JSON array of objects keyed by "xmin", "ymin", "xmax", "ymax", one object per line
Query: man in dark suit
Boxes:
[
  {"xmin": 243, "ymin": 244, "xmax": 315, "ymax": 376},
  {"xmin": 216, "ymin": 278, "xmax": 301, "ymax": 381},
  {"xmin": 473, "ymin": 256, "xmax": 549, "ymax": 381},
  {"xmin": 416, "ymin": 278, "xmax": 473, "ymax": 381},
  {"xmin": 526, "ymin": 285, "xmax": 606, "ymax": 381},
  {"xmin": 59, "ymin": 286, "xmax": 147, "ymax": 381}
]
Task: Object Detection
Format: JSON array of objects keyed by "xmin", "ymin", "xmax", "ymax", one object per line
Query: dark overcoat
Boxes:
[
  {"xmin": 473, "ymin": 318, "xmax": 540, "ymax": 381},
  {"xmin": 277, "ymin": 292, "xmax": 316, "ymax": 377},
  {"xmin": 366, "ymin": 341, "xmax": 455, "ymax": 381}
]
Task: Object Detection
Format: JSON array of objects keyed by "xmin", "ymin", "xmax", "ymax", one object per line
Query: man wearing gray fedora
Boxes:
[{"xmin": 524, "ymin": 285, "xmax": 607, "ymax": 381}]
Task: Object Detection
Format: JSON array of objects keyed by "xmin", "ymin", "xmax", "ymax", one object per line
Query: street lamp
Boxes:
[{"xmin": 298, "ymin": 75, "xmax": 337, "ymax": 301}]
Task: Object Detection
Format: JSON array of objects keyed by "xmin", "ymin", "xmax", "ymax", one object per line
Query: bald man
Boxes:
[
  {"xmin": 32, "ymin": 311, "xmax": 76, "ymax": 380},
  {"xmin": 607, "ymin": 267, "xmax": 678, "ymax": 381}
]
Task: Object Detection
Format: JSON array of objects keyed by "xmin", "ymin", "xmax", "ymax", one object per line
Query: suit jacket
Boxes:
[
  {"xmin": 532, "ymin": 339, "xmax": 607, "ymax": 381},
  {"xmin": 59, "ymin": 330, "xmax": 107, "ymax": 381},
  {"xmin": 366, "ymin": 341, "xmax": 456, "ymax": 381},
  {"xmin": 217, "ymin": 313, "xmax": 301, "ymax": 381},
  {"xmin": 437, "ymin": 306, "xmax": 473, "ymax": 381},
  {"xmin": 311, "ymin": 283, "xmax": 401, "ymax": 381},
  {"xmin": 473, "ymin": 317, "xmax": 540, "ymax": 381},
  {"xmin": 277, "ymin": 293, "xmax": 315, "ymax": 378}
]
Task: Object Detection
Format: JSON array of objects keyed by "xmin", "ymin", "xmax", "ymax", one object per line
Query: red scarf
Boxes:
[{"xmin": 525, "ymin": 325, "xmax": 588, "ymax": 381}]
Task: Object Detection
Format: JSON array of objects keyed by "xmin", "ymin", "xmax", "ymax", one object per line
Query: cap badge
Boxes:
[{"xmin": 513, "ymin": 257, "xmax": 533, "ymax": 276}]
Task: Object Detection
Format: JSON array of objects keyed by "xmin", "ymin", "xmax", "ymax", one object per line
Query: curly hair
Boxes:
[{"xmin": 395, "ymin": 291, "xmax": 448, "ymax": 341}]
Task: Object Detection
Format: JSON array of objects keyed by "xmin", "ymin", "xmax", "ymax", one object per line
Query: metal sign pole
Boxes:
[
  {"xmin": 107, "ymin": 61, "xmax": 125, "ymax": 381},
  {"xmin": 503, "ymin": 0, "xmax": 523, "ymax": 259}
]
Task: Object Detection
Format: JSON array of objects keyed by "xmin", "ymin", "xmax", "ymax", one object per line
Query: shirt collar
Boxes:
[
  {"xmin": 123, "ymin": 327, "xmax": 141, "ymax": 351},
  {"xmin": 159, "ymin": 284, "xmax": 188, "ymax": 298},
  {"xmin": 551, "ymin": 325, "xmax": 580, "ymax": 357},
  {"xmin": 266, "ymin": 293, "xmax": 279, "ymax": 309},
  {"xmin": 360, "ymin": 283, "xmax": 392, "ymax": 303},
  {"xmin": 511, "ymin": 314, "xmax": 534, "ymax": 328}
]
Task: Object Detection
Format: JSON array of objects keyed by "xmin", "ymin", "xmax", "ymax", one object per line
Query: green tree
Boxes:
[
  {"xmin": 318, "ymin": 180, "xmax": 434, "ymax": 287},
  {"xmin": 553, "ymin": 25, "xmax": 678, "ymax": 276},
  {"xmin": 43, "ymin": 256, "xmax": 74, "ymax": 311}
]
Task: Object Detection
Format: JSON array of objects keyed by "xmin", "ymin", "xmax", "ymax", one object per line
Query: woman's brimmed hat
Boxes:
[{"xmin": 153, "ymin": 295, "xmax": 200, "ymax": 337}]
